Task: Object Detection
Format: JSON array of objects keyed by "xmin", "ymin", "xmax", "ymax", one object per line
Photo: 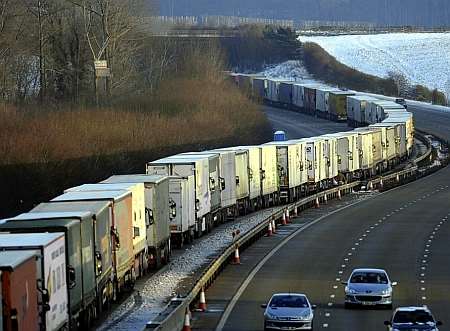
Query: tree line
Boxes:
[{"xmin": 0, "ymin": 0, "xmax": 171, "ymax": 105}]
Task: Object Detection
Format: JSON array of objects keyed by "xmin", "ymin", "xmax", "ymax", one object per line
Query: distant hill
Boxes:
[{"xmin": 155, "ymin": 0, "xmax": 450, "ymax": 27}]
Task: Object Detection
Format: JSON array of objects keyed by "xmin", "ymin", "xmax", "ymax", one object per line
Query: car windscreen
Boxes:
[
  {"xmin": 393, "ymin": 310, "xmax": 434, "ymax": 324},
  {"xmin": 350, "ymin": 272, "xmax": 388, "ymax": 284},
  {"xmin": 269, "ymin": 296, "xmax": 309, "ymax": 308}
]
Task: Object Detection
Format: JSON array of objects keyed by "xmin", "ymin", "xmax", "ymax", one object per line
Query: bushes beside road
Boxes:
[{"xmin": 0, "ymin": 44, "xmax": 271, "ymax": 218}]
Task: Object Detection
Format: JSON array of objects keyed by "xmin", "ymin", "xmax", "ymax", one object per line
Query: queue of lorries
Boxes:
[{"xmin": 0, "ymin": 73, "xmax": 414, "ymax": 331}]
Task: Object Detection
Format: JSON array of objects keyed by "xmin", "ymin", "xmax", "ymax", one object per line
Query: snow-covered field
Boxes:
[{"xmin": 298, "ymin": 33, "xmax": 450, "ymax": 96}]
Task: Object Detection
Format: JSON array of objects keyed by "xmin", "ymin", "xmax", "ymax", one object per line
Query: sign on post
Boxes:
[{"xmin": 94, "ymin": 60, "xmax": 111, "ymax": 77}]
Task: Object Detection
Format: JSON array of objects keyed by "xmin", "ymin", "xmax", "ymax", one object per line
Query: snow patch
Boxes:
[{"xmin": 298, "ymin": 33, "xmax": 450, "ymax": 97}]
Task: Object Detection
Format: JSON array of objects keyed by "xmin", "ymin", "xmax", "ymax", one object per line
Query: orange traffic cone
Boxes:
[
  {"xmin": 282, "ymin": 211, "xmax": 287, "ymax": 225},
  {"xmin": 272, "ymin": 219, "xmax": 277, "ymax": 234},
  {"xmin": 324, "ymin": 194, "xmax": 328, "ymax": 204},
  {"xmin": 267, "ymin": 221, "xmax": 273, "ymax": 236},
  {"xmin": 232, "ymin": 245, "xmax": 241, "ymax": 265},
  {"xmin": 286, "ymin": 209, "xmax": 291, "ymax": 223},
  {"xmin": 198, "ymin": 288, "xmax": 207, "ymax": 312},
  {"xmin": 380, "ymin": 179, "xmax": 384, "ymax": 189},
  {"xmin": 182, "ymin": 308, "xmax": 192, "ymax": 331},
  {"xmin": 337, "ymin": 190, "xmax": 342, "ymax": 200},
  {"xmin": 315, "ymin": 197, "xmax": 320, "ymax": 208}
]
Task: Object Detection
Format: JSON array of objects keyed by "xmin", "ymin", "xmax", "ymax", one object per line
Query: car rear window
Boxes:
[
  {"xmin": 350, "ymin": 272, "xmax": 388, "ymax": 284},
  {"xmin": 270, "ymin": 296, "xmax": 309, "ymax": 308},
  {"xmin": 393, "ymin": 310, "xmax": 434, "ymax": 324}
]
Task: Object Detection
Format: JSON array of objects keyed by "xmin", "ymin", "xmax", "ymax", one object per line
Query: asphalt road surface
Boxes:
[
  {"xmin": 196, "ymin": 104, "xmax": 450, "ymax": 331},
  {"xmin": 220, "ymin": 167, "xmax": 450, "ymax": 331},
  {"xmin": 263, "ymin": 106, "xmax": 350, "ymax": 139}
]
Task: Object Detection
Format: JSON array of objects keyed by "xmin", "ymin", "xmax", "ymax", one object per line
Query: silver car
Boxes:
[
  {"xmin": 343, "ymin": 268, "xmax": 397, "ymax": 308},
  {"xmin": 261, "ymin": 293, "xmax": 315, "ymax": 330}
]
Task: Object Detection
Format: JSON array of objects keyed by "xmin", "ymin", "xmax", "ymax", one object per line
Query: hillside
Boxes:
[{"xmin": 298, "ymin": 33, "xmax": 450, "ymax": 98}]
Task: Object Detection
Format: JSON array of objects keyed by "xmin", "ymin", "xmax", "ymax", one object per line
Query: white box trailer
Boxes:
[
  {"xmin": 368, "ymin": 100, "xmax": 405, "ymax": 124},
  {"xmin": 258, "ymin": 144, "xmax": 279, "ymax": 202},
  {"xmin": 177, "ymin": 153, "xmax": 221, "ymax": 215},
  {"xmin": 214, "ymin": 147, "xmax": 250, "ymax": 204},
  {"xmin": 233, "ymin": 146, "xmax": 262, "ymax": 203},
  {"xmin": 383, "ymin": 113, "xmax": 413, "ymax": 156},
  {"xmin": 101, "ymin": 175, "xmax": 172, "ymax": 261},
  {"xmin": 65, "ymin": 183, "xmax": 147, "ymax": 259},
  {"xmin": 300, "ymin": 137, "xmax": 327, "ymax": 184},
  {"xmin": 347, "ymin": 95, "xmax": 379, "ymax": 126},
  {"xmin": 321, "ymin": 133, "xmax": 352, "ymax": 175},
  {"xmin": 0, "ymin": 233, "xmax": 68, "ymax": 331},
  {"xmin": 355, "ymin": 129, "xmax": 374, "ymax": 171},
  {"xmin": 320, "ymin": 135, "xmax": 339, "ymax": 180},
  {"xmin": 374, "ymin": 124, "xmax": 397, "ymax": 161},
  {"xmin": 316, "ymin": 87, "xmax": 339, "ymax": 116},
  {"xmin": 264, "ymin": 141, "xmax": 303, "ymax": 202},
  {"xmin": 183, "ymin": 151, "xmax": 237, "ymax": 210},
  {"xmin": 338, "ymin": 132, "xmax": 361, "ymax": 173},
  {"xmin": 382, "ymin": 117, "xmax": 409, "ymax": 158},
  {"xmin": 355, "ymin": 127, "xmax": 384, "ymax": 169},
  {"xmin": 166, "ymin": 175, "xmax": 196, "ymax": 246},
  {"xmin": 292, "ymin": 84, "xmax": 305, "ymax": 109},
  {"xmin": 147, "ymin": 156, "xmax": 210, "ymax": 234}
]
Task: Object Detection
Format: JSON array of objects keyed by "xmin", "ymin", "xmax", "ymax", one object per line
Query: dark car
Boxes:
[{"xmin": 384, "ymin": 306, "xmax": 443, "ymax": 330}]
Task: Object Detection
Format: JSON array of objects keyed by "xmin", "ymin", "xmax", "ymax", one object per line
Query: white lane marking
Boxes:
[
  {"xmin": 333, "ymin": 285, "xmax": 338, "ymax": 289},
  {"xmin": 336, "ymin": 278, "xmax": 341, "ymax": 282},
  {"xmin": 328, "ymin": 302, "xmax": 333, "ymax": 307},
  {"xmin": 325, "ymin": 313, "xmax": 331, "ymax": 317},
  {"xmin": 215, "ymin": 199, "xmax": 368, "ymax": 331},
  {"xmin": 323, "ymin": 323, "xmax": 329, "ymax": 328},
  {"xmin": 330, "ymin": 294, "xmax": 335, "ymax": 298}
]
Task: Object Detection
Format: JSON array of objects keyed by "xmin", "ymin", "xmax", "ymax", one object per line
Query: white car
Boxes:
[
  {"xmin": 343, "ymin": 268, "xmax": 397, "ymax": 308},
  {"xmin": 261, "ymin": 293, "xmax": 316, "ymax": 330}
]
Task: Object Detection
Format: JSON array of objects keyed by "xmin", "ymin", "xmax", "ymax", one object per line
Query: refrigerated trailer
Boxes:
[
  {"xmin": 32, "ymin": 200, "xmax": 115, "ymax": 307},
  {"xmin": 328, "ymin": 91, "xmax": 355, "ymax": 121},
  {"xmin": 214, "ymin": 147, "xmax": 252, "ymax": 213},
  {"xmin": 264, "ymin": 141, "xmax": 305, "ymax": 203},
  {"xmin": 0, "ymin": 211, "xmax": 105, "ymax": 328},
  {"xmin": 101, "ymin": 175, "xmax": 172, "ymax": 267},
  {"xmin": 51, "ymin": 191, "xmax": 135, "ymax": 307},
  {"xmin": 320, "ymin": 134, "xmax": 339, "ymax": 184},
  {"xmin": 355, "ymin": 127, "xmax": 385, "ymax": 173},
  {"xmin": 347, "ymin": 95, "xmax": 379, "ymax": 127},
  {"xmin": 316, "ymin": 87, "xmax": 339, "ymax": 118},
  {"xmin": 181, "ymin": 151, "xmax": 237, "ymax": 219},
  {"xmin": 166, "ymin": 175, "xmax": 196, "ymax": 247},
  {"xmin": 147, "ymin": 156, "xmax": 212, "ymax": 235},
  {"xmin": 0, "ymin": 233, "xmax": 68, "ymax": 331},
  {"xmin": 0, "ymin": 250, "xmax": 39, "ymax": 331},
  {"xmin": 64, "ymin": 183, "xmax": 148, "ymax": 274}
]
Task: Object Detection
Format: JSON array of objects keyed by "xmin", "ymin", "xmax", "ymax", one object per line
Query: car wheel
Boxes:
[
  {"xmin": 344, "ymin": 302, "xmax": 352, "ymax": 309},
  {"xmin": 385, "ymin": 303, "xmax": 393, "ymax": 310}
]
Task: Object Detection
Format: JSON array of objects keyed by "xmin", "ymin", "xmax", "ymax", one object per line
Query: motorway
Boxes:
[
  {"xmin": 263, "ymin": 106, "xmax": 350, "ymax": 139},
  {"xmin": 191, "ymin": 104, "xmax": 450, "ymax": 330}
]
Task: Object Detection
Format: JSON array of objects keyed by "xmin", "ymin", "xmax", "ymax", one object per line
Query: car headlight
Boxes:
[
  {"xmin": 265, "ymin": 312, "xmax": 277, "ymax": 320},
  {"xmin": 300, "ymin": 312, "xmax": 313, "ymax": 320},
  {"xmin": 381, "ymin": 288, "xmax": 392, "ymax": 295},
  {"xmin": 345, "ymin": 287, "xmax": 357, "ymax": 294}
]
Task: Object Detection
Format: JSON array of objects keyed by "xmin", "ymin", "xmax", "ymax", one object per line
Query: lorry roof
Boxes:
[
  {"xmin": 348, "ymin": 95, "xmax": 379, "ymax": 101},
  {"xmin": 33, "ymin": 201, "xmax": 110, "ymax": 215},
  {"xmin": 52, "ymin": 190, "xmax": 130, "ymax": 202},
  {"xmin": 66, "ymin": 183, "xmax": 140, "ymax": 193},
  {"xmin": 0, "ymin": 250, "xmax": 36, "ymax": 270},
  {"xmin": 0, "ymin": 232, "xmax": 64, "ymax": 247},
  {"xmin": 5, "ymin": 211, "xmax": 92, "ymax": 221},
  {"xmin": 102, "ymin": 174, "xmax": 168, "ymax": 185}
]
